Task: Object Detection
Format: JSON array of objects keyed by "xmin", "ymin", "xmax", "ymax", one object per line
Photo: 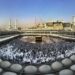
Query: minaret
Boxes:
[
  {"xmin": 72, "ymin": 16, "xmax": 75, "ymax": 31},
  {"xmin": 35, "ymin": 17, "xmax": 37, "ymax": 26},
  {"xmin": 8, "ymin": 19, "xmax": 12, "ymax": 30},
  {"xmin": 72, "ymin": 16, "xmax": 75, "ymax": 25},
  {"xmin": 14, "ymin": 19, "xmax": 17, "ymax": 29}
]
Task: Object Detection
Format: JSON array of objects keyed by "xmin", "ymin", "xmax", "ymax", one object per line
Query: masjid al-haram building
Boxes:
[{"xmin": 0, "ymin": 16, "xmax": 75, "ymax": 75}]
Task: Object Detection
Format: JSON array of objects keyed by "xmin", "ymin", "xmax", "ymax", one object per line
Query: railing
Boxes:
[{"xmin": 21, "ymin": 30, "xmax": 75, "ymax": 41}]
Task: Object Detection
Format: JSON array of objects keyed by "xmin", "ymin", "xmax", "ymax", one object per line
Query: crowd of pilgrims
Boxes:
[{"xmin": 0, "ymin": 38, "xmax": 75, "ymax": 64}]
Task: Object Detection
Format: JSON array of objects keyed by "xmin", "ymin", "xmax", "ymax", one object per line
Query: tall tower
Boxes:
[
  {"xmin": 72, "ymin": 16, "xmax": 75, "ymax": 31},
  {"xmin": 72, "ymin": 16, "xmax": 75, "ymax": 25},
  {"xmin": 8, "ymin": 19, "xmax": 12, "ymax": 30},
  {"xmin": 14, "ymin": 19, "xmax": 17, "ymax": 29}
]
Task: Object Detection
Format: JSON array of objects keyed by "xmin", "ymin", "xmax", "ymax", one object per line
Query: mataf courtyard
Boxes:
[{"xmin": 0, "ymin": 34, "xmax": 75, "ymax": 75}]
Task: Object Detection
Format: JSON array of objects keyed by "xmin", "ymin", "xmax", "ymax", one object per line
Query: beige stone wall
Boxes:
[{"xmin": 72, "ymin": 25, "xmax": 75, "ymax": 31}]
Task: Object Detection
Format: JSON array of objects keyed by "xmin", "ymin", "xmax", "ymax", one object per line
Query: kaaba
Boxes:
[{"xmin": 35, "ymin": 36, "xmax": 42, "ymax": 43}]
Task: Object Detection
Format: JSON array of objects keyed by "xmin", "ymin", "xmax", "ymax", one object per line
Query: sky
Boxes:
[{"xmin": 0, "ymin": 0, "xmax": 75, "ymax": 24}]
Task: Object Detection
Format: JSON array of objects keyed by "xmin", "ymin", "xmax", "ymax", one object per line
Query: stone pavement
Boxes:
[{"xmin": 0, "ymin": 55, "xmax": 75, "ymax": 75}]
